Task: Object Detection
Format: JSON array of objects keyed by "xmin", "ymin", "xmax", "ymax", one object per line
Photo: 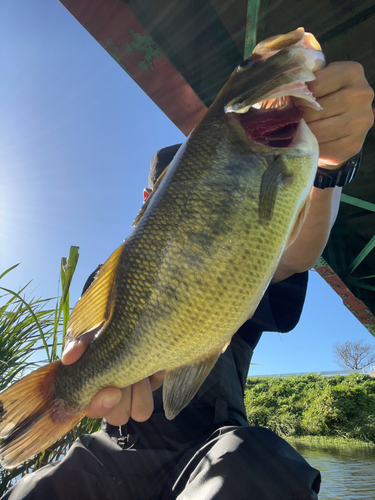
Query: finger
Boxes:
[
  {"xmin": 306, "ymin": 61, "xmax": 366, "ymax": 99},
  {"xmin": 130, "ymin": 378, "xmax": 154, "ymax": 422},
  {"xmin": 61, "ymin": 340, "xmax": 86, "ymax": 365},
  {"xmin": 307, "ymin": 109, "xmax": 372, "ymax": 165},
  {"xmin": 301, "ymin": 86, "xmax": 373, "ymax": 125},
  {"xmin": 317, "ymin": 135, "xmax": 363, "ymax": 167},
  {"xmin": 301, "ymin": 90, "xmax": 349, "ymax": 124},
  {"xmin": 294, "ymin": 61, "xmax": 373, "ymax": 126},
  {"xmin": 149, "ymin": 370, "xmax": 166, "ymax": 391},
  {"xmin": 103, "ymin": 386, "xmax": 133, "ymax": 426},
  {"xmin": 307, "ymin": 112, "xmax": 352, "ymax": 145},
  {"xmin": 86, "ymin": 387, "xmax": 123, "ymax": 419}
]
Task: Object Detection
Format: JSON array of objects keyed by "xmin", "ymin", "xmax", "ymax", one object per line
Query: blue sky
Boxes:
[{"xmin": 0, "ymin": 0, "xmax": 374, "ymax": 376}]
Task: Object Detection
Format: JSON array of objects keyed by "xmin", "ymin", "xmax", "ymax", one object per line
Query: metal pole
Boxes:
[{"xmin": 244, "ymin": 0, "xmax": 261, "ymax": 58}]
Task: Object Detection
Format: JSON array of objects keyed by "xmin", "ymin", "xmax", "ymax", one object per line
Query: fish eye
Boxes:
[{"xmin": 237, "ymin": 59, "xmax": 255, "ymax": 71}]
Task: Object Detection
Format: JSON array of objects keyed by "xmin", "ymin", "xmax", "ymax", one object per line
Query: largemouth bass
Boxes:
[{"xmin": 0, "ymin": 28, "xmax": 325, "ymax": 468}]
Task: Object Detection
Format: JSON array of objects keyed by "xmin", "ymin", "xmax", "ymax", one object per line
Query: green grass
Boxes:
[
  {"xmin": 286, "ymin": 435, "xmax": 375, "ymax": 449},
  {"xmin": 0, "ymin": 248, "xmax": 102, "ymax": 496}
]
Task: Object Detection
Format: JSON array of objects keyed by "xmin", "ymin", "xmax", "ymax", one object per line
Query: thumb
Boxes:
[
  {"xmin": 61, "ymin": 339, "xmax": 87, "ymax": 365},
  {"xmin": 62, "ymin": 329, "xmax": 98, "ymax": 365}
]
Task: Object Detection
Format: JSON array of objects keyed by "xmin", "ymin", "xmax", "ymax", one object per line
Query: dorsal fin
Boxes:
[
  {"xmin": 65, "ymin": 242, "xmax": 125, "ymax": 341},
  {"xmin": 133, "ymin": 164, "xmax": 170, "ymax": 227}
]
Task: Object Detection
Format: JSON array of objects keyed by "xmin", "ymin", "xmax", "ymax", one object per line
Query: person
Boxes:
[{"xmin": 2, "ymin": 61, "xmax": 373, "ymax": 500}]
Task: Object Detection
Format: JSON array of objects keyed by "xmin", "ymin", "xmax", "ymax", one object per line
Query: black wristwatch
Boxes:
[{"xmin": 314, "ymin": 149, "xmax": 362, "ymax": 189}]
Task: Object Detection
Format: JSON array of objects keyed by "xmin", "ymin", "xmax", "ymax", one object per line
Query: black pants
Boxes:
[{"xmin": 2, "ymin": 426, "xmax": 320, "ymax": 499}]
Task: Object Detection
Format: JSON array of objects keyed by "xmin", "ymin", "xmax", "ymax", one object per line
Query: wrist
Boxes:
[
  {"xmin": 314, "ymin": 150, "xmax": 362, "ymax": 189},
  {"xmin": 318, "ymin": 160, "xmax": 345, "ymax": 170}
]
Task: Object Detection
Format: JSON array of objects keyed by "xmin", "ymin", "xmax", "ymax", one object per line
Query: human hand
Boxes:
[
  {"xmin": 62, "ymin": 337, "xmax": 165, "ymax": 426},
  {"xmin": 295, "ymin": 61, "xmax": 374, "ymax": 168}
]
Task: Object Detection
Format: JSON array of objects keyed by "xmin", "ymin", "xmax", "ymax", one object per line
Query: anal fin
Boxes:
[{"xmin": 163, "ymin": 349, "xmax": 223, "ymax": 420}]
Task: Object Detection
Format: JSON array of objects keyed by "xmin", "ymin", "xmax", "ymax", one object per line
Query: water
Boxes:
[{"xmin": 293, "ymin": 442, "xmax": 375, "ymax": 500}]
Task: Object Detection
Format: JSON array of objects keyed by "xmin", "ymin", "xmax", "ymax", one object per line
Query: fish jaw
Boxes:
[
  {"xmin": 223, "ymin": 28, "xmax": 325, "ymax": 113},
  {"xmin": 216, "ymin": 28, "xmax": 324, "ymax": 150},
  {"xmin": 250, "ymin": 27, "xmax": 323, "ymax": 65}
]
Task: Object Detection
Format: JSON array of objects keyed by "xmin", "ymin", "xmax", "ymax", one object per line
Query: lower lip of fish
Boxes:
[{"xmin": 236, "ymin": 98, "xmax": 304, "ymax": 148}]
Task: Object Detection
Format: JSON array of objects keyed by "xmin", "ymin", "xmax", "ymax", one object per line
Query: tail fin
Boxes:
[{"xmin": 0, "ymin": 361, "xmax": 86, "ymax": 469}]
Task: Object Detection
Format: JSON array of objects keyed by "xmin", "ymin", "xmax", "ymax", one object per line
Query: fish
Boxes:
[{"xmin": 0, "ymin": 27, "xmax": 325, "ymax": 469}]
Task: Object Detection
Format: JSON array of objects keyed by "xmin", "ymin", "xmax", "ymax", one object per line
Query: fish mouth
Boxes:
[
  {"xmin": 226, "ymin": 75, "xmax": 323, "ymax": 149},
  {"xmin": 234, "ymin": 96, "xmax": 304, "ymax": 148},
  {"xmin": 224, "ymin": 28, "xmax": 325, "ymax": 149}
]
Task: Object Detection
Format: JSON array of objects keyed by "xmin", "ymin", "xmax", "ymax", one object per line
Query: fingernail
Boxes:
[
  {"xmin": 62, "ymin": 340, "xmax": 76, "ymax": 357},
  {"xmin": 102, "ymin": 394, "xmax": 121, "ymax": 409}
]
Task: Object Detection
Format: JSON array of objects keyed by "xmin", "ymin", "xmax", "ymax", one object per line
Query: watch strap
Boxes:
[{"xmin": 314, "ymin": 149, "xmax": 362, "ymax": 189}]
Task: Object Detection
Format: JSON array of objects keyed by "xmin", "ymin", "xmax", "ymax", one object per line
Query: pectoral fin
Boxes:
[
  {"xmin": 133, "ymin": 164, "xmax": 170, "ymax": 227},
  {"xmin": 259, "ymin": 157, "xmax": 292, "ymax": 222},
  {"xmin": 163, "ymin": 349, "xmax": 223, "ymax": 420},
  {"xmin": 65, "ymin": 242, "xmax": 125, "ymax": 341}
]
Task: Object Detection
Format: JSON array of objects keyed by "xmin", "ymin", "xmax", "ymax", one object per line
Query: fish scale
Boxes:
[{"xmin": 0, "ymin": 28, "xmax": 323, "ymax": 468}]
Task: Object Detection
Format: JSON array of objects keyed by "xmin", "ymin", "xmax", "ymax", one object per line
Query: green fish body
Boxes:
[{"xmin": 0, "ymin": 28, "xmax": 324, "ymax": 468}]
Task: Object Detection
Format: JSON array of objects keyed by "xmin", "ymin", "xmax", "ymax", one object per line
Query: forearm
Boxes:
[
  {"xmin": 272, "ymin": 185, "xmax": 342, "ymax": 283},
  {"xmin": 271, "ymin": 59, "xmax": 374, "ymax": 284}
]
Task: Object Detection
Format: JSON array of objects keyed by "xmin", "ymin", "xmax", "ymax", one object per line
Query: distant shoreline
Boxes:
[{"xmin": 286, "ymin": 435, "xmax": 375, "ymax": 448}]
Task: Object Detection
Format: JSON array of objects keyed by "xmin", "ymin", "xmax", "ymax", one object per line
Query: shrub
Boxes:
[{"xmin": 245, "ymin": 373, "xmax": 375, "ymax": 442}]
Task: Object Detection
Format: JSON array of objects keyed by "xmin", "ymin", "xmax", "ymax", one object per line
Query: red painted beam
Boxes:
[
  {"xmin": 315, "ymin": 258, "xmax": 375, "ymax": 338},
  {"xmin": 60, "ymin": 0, "xmax": 207, "ymax": 136}
]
